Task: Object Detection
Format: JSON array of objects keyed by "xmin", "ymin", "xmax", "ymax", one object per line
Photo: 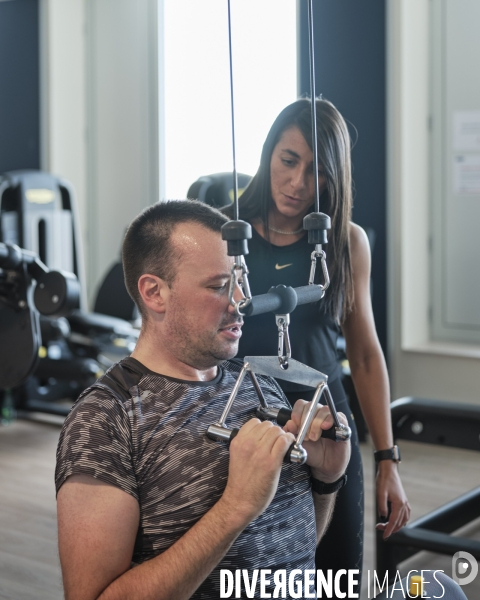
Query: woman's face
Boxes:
[{"xmin": 269, "ymin": 126, "xmax": 326, "ymax": 221}]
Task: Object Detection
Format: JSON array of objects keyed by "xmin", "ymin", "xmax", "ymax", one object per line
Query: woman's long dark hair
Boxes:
[{"xmin": 224, "ymin": 97, "xmax": 354, "ymax": 322}]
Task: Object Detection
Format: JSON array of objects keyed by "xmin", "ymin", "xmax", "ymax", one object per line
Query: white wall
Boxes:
[
  {"xmin": 387, "ymin": 0, "xmax": 480, "ymax": 404},
  {"xmin": 430, "ymin": 0, "xmax": 480, "ymax": 344},
  {"xmin": 85, "ymin": 0, "xmax": 161, "ymax": 303},
  {"xmin": 40, "ymin": 0, "xmax": 87, "ymax": 227},
  {"xmin": 40, "ymin": 0, "xmax": 88, "ymax": 305},
  {"xmin": 40, "ymin": 0, "xmax": 162, "ymax": 305}
]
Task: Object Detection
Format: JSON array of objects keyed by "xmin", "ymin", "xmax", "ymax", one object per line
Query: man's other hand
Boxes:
[
  {"xmin": 283, "ymin": 401, "xmax": 351, "ymax": 483},
  {"xmin": 219, "ymin": 419, "xmax": 295, "ymax": 526}
]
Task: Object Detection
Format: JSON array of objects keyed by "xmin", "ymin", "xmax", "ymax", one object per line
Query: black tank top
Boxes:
[{"xmin": 238, "ymin": 227, "xmax": 342, "ymax": 392}]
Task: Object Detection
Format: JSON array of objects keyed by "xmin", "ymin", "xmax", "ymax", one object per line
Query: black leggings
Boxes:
[{"xmin": 285, "ymin": 380, "xmax": 364, "ymax": 598}]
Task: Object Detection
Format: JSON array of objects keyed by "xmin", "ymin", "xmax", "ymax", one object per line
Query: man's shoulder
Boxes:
[
  {"xmin": 94, "ymin": 356, "xmax": 149, "ymax": 404},
  {"xmin": 68, "ymin": 356, "xmax": 150, "ymax": 415}
]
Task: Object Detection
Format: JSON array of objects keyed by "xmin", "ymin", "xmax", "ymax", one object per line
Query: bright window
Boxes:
[{"xmin": 163, "ymin": 0, "xmax": 297, "ymax": 199}]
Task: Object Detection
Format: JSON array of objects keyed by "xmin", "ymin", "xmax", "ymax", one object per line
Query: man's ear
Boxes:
[{"xmin": 137, "ymin": 274, "xmax": 170, "ymax": 315}]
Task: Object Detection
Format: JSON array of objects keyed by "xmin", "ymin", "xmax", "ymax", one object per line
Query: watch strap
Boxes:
[
  {"xmin": 374, "ymin": 445, "xmax": 401, "ymax": 464},
  {"xmin": 311, "ymin": 473, "xmax": 347, "ymax": 495}
]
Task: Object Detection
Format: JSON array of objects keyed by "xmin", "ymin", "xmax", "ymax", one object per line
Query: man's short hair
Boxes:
[{"xmin": 122, "ymin": 199, "xmax": 229, "ymax": 318}]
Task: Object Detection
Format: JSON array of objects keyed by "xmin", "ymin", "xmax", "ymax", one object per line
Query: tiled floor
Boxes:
[
  {"xmin": 0, "ymin": 417, "xmax": 479, "ymax": 599},
  {"xmin": 360, "ymin": 438, "xmax": 480, "ymax": 599},
  {"xmin": 0, "ymin": 417, "xmax": 64, "ymax": 600}
]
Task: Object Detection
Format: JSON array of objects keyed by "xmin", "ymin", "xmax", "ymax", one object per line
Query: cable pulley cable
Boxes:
[
  {"xmin": 221, "ymin": 0, "xmax": 332, "ymax": 316},
  {"xmin": 221, "ymin": 0, "xmax": 252, "ymax": 315},
  {"xmin": 206, "ymin": 0, "xmax": 352, "ymax": 456}
]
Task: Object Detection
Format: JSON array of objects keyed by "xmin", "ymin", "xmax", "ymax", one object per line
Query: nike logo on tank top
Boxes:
[{"xmin": 237, "ymin": 227, "xmax": 342, "ymax": 391}]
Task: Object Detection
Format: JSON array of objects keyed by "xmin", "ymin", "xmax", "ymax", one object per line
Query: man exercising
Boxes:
[{"xmin": 55, "ymin": 200, "xmax": 350, "ymax": 600}]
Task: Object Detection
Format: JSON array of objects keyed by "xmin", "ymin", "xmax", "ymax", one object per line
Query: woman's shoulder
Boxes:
[
  {"xmin": 348, "ymin": 222, "xmax": 371, "ymax": 253},
  {"xmin": 348, "ymin": 222, "xmax": 371, "ymax": 274},
  {"xmin": 349, "ymin": 222, "xmax": 372, "ymax": 281}
]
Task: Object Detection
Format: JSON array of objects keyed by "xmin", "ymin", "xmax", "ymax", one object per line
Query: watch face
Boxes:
[{"xmin": 393, "ymin": 446, "xmax": 401, "ymax": 462}]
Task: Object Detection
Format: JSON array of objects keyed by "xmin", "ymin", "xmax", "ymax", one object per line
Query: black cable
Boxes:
[
  {"xmin": 307, "ymin": 0, "xmax": 320, "ymax": 214},
  {"xmin": 227, "ymin": 0, "xmax": 239, "ymax": 221}
]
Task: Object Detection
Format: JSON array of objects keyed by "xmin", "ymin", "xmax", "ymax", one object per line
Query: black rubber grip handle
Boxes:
[
  {"xmin": 243, "ymin": 284, "xmax": 323, "ymax": 317},
  {"xmin": 242, "ymin": 290, "xmax": 285, "ymax": 317},
  {"xmin": 320, "ymin": 425, "xmax": 337, "ymax": 441},
  {"xmin": 284, "ymin": 441, "xmax": 297, "ymax": 463},
  {"xmin": 275, "ymin": 407, "xmax": 337, "ymax": 441},
  {"xmin": 294, "ymin": 285, "xmax": 324, "ymax": 306},
  {"xmin": 276, "ymin": 407, "xmax": 292, "ymax": 427},
  {"xmin": 228, "ymin": 428, "xmax": 240, "ymax": 446}
]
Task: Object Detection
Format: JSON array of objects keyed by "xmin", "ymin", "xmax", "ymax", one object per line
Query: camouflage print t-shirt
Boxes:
[{"xmin": 55, "ymin": 357, "xmax": 317, "ymax": 599}]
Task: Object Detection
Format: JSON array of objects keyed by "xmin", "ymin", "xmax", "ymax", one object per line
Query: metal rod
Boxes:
[
  {"xmin": 296, "ymin": 381, "xmax": 326, "ymax": 446},
  {"xmin": 308, "ymin": 0, "xmax": 320, "ymax": 214},
  {"xmin": 249, "ymin": 371, "xmax": 269, "ymax": 409},
  {"xmin": 323, "ymin": 385, "xmax": 342, "ymax": 428},
  {"xmin": 217, "ymin": 362, "xmax": 249, "ymax": 426},
  {"xmin": 240, "ymin": 256, "xmax": 251, "ymax": 299},
  {"xmin": 227, "ymin": 0, "xmax": 239, "ymax": 221}
]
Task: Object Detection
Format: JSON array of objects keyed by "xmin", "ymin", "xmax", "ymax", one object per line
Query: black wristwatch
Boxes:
[
  {"xmin": 311, "ymin": 474, "xmax": 347, "ymax": 495},
  {"xmin": 374, "ymin": 445, "xmax": 401, "ymax": 464}
]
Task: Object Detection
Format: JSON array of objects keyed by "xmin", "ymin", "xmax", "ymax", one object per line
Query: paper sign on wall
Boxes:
[
  {"xmin": 453, "ymin": 111, "xmax": 480, "ymax": 151},
  {"xmin": 453, "ymin": 154, "xmax": 480, "ymax": 195}
]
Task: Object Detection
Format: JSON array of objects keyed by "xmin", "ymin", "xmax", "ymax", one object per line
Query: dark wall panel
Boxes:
[
  {"xmin": 298, "ymin": 0, "xmax": 387, "ymax": 355},
  {"xmin": 0, "ymin": 0, "xmax": 40, "ymax": 173}
]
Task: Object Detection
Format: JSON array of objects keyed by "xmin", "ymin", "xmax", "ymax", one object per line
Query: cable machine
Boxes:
[{"xmin": 206, "ymin": 0, "xmax": 352, "ymax": 464}]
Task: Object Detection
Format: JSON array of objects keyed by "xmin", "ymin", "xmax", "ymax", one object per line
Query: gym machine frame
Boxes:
[
  {"xmin": 0, "ymin": 241, "xmax": 79, "ymax": 390},
  {"xmin": 205, "ymin": 0, "xmax": 351, "ymax": 463},
  {"xmin": 376, "ymin": 397, "xmax": 480, "ymax": 580}
]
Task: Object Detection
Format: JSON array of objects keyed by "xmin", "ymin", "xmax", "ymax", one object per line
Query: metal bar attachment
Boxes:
[{"xmin": 206, "ymin": 358, "xmax": 351, "ymax": 463}]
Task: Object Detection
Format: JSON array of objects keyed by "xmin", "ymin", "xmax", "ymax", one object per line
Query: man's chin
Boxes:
[
  {"xmin": 183, "ymin": 339, "xmax": 240, "ymax": 370},
  {"xmin": 212, "ymin": 340, "xmax": 239, "ymax": 363}
]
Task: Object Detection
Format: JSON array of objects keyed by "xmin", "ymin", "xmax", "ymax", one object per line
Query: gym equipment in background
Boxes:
[
  {"xmin": 0, "ymin": 170, "xmax": 87, "ymax": 308},
  {"xmin": 0, "ymin": 170, "xmax": 139, "ymax": 417},
  {"xmin": 187, "ymin": 172, "xmax": 252, "ymax": 210},
  {"xmin": 376, "ymin": 397, "xmax": 480, "ymax": 582},
  {"xmin": 0, "ymin": 242, "xmax": 79, "ymax": 390},
  {"xmin": 94, "ymin": 260, "xmax": 137, "ymax": 322}
]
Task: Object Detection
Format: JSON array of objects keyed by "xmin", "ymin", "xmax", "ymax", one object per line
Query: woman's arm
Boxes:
[{"xmin": 341, "ymin": 223, "xmax": 410, "ymax": 538}]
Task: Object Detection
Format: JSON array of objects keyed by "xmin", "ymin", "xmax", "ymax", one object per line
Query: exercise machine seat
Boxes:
[
  {"xmin": 93, "ymin": 261, "xmax": 136, "ymax": 322},
  {"xmin": 187, "ymin": 172, "xmax": 252, "ymax": 209}
]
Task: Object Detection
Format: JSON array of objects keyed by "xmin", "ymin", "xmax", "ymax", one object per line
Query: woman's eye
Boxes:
[{"xmin": 281, "ymin": 158, "xmax": 295, "ymax": 167}]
